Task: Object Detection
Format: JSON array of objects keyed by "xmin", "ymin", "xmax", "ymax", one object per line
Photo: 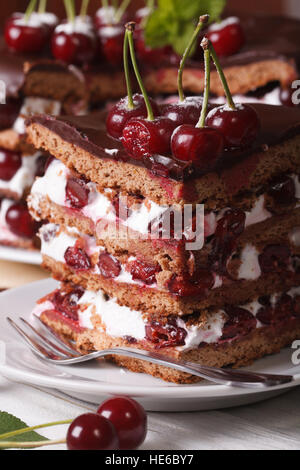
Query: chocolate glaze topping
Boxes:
[
  {"xmin": 0, "ymin": 38, "xmax": 84, "ymax": 99},
  {"xmin": 28, "ymin": 103, "xmax": 300, "ymax": 182}
]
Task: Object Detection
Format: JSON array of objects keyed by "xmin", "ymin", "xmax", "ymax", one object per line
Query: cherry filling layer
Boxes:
[
  {"xmin": 35, "ymin": 286, "xmax": 300, "ymax": 350},
  {"xmin": 31, "ymin": 159, "xmax": 300, "ymax": 253},
  {"xmin": 38, "ymin": 285, "xmax": 85, "ymax": 333}
]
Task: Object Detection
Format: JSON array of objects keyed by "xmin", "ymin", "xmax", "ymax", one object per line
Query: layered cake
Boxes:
[
  {"xmin": 1, "ymin": 1, "xmax": 299, "ymax": 251},
  {"xmin": 24, "ymin": 18, "xmax": 300, "ymax": 383}
]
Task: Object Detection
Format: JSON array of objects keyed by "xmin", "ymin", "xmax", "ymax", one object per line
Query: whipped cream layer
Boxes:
[
  {"xmin": 30, "ymin": 159, "xmax": 292, "ymax": 241},
  {"xmin": 33, "ymin": 286, "xmax": 300, "ymax": 351},
  {"xmin": 39, "ymin": 223, "xmax": 157, "ymax": 288},
  {"xmin": 0, "ymin": 152, "xmax": 42, "ymax": 198},
  {"xmin": 40, "ymin": 222, "xmax": 267, "ymax": 289}
]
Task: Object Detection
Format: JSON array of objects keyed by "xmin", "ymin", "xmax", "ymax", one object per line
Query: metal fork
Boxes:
[{"xmin": 7, "ymin": 316, "xmax": 294, "ymax": 388}]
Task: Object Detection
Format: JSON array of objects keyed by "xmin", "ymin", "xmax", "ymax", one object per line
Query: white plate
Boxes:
[
  {"xmin": 0, "ymin": 279, "xmax": 300, "ymax": 411},
  {"xmin": 0, "ymin": 245, "xmax": 42, "ymax": 265}
]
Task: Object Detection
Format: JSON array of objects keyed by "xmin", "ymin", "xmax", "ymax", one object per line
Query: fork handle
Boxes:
[{"xmin": 73, "ymin": 347, "xmax": 294, "ymax": 388}]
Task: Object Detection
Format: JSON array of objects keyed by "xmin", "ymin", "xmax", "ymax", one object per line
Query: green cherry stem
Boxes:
[
  {"xmin": 25, "ymin": 0, "xmax": 38, "ymax": 22},
  {"xmin": 178, "ymin": 14, "xmax": 209, "ymax": 103},
  {"xmin": 208, "ymin": 39, "xmax": 236, "ymax": 110},
  {"xmin": 126, "ymin": 22, "xmax": 154, "ymax": 121},
  {"xmin": 102, "ymin": 0, "xmax": 109, "ymax": 8},
  {"xmin": 197, "ymin": 38, "xmax": 210, "ymax": 128},
  {"xmin": 80, "ymin": 0, "xmax": 90, "ymax": 17},
  {"xmin": 38, "ymin": 0, "xmax": 47, "ymax": 14},
  {"xmin": 0, "ymin": 438, "xmax": 66, "ymax": 449},
  {"xmin": 64, "ymin": 0, "xmax": 76, "ymax": 24},
  {"xmin": 124, "ymin": 30, "xmax": 134, "ymax": 109},
  {"xmin": 115, "ymin": 0, "xmax": 131, "ymax": 24},
  {"xmin": 0, "ymin": 419, "xmax": 72, "ymax": 441},
  {"xmin": 146, "ymin": 0, "xmax": 155, "ymax": 10}
]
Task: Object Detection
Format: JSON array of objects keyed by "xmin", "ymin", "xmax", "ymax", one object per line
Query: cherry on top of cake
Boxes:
[{"xmin": 27, "ymin": 100, "xmax": 300, "ymax": 182}]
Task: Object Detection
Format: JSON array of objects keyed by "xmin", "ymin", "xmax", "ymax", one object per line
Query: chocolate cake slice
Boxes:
[
  {"xmin": 26, "ymin": 104, "xmax": 300, "ymax": 206},
  {"xmin": 32, "ymin": 282, "xmax": 300, "ymax": 383},
  {"xmin": 26, "ymin": 96, "xmax": 300, "ymax": 382}
]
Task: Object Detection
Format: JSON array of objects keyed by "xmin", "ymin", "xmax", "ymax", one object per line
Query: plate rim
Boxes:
[
  {"xmin": 0, "ymin": 245, "xmax": 42, "ymax": 265},
  {"xmin": 0, "ymin": 278, "xmax": 300, "ymax": 399}
]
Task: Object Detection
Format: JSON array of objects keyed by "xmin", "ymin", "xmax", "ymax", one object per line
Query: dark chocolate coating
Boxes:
[{"xmin": 27, "ymin": 103, "xmax": 300, "ymax": 181}]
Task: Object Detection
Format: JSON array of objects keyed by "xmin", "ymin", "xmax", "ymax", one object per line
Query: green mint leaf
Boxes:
[
  {"xmin": 145, "ymin": 0, "xmax": 227, "ymax": 54},
  {"xmin": 0, "ymin": 411, "xmax": 47, "ymax": 448}
]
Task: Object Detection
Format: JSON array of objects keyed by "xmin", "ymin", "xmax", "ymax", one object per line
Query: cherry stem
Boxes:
[
  {"xmin": 124, "ymin": 31, "xmax": 134, "ymax": 109},
  {"xmin": 115, "ymin": 0, "xmax": 131, "ymax": 24},
  {"xmin": 197, "ymin": 38, "xmax": 210, "ymax": 128},
  {"xmin": 126, "ymin": 22, "xmax": 154, "ymax": 121},
  {"xmin": 0, "ymin": 438, "xmax": 66, "ymax": 449},
  {"xmin": 0, "ymin": 419, "xmax": 72, "ymax": 441},
  {"xmin": 38, "ymin": 0, "xmax": 47, "ymax": 14},
  {"xmin": 208, "ymin": 40, "xmax": 236, "ymax": 110},
  {"xmin": 64, "ymin": 0, "xmax": 76, "ymax": 24},
  {"xmin": 178, "ymin": 15, "xmax": 209, "ymax": 103},
  {"xmin": 147, "ymin": 0, "xmax": 155, "ymax": 9},
  {"xmin": 112, "ymin": 0, "xmax": 119, "ymax": 8},
  {"xmin": 141, "ymin": 0, "xmax": 155, "ymax": 29},
  {"xmin": 80, "ymin": 0, "xmax": 90, "ymax": 17},
  {"xmin": 25, "ymin": 0, "xmax": 38, "ymax": 22}
]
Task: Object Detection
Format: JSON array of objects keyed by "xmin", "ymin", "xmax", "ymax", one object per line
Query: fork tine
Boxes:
[
  {"xmin": 33, "ymin": 314, "xmax": 80, "ymax": 354},
  {"xmin": 7, "ymin": 317, "xmax": 64, "ymax": 361},
  {"xmin": 20, "ymin": 317, "xmax": 79, "ymax": 359}
]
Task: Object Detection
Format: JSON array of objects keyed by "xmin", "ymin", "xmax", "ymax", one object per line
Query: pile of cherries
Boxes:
[
  {"xmin": 106, "ymin": 19, "xmax": 261, "ymax": 174},
  {"xmin": 67, "ymin": 396, "xmax": 147, "ymax": 450},
  {"xmin": 4, "ymin": 0, "xmax": 246, "ymax": 66}
]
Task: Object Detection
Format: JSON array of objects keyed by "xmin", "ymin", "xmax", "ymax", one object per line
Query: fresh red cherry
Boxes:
[
  {"xmin": 94, "ymin": 6, "xmax": 128, "ymax": 29},
  {"xmin": 5, "ymin": 202, "xmax": 37, "ymax": 238},
  {"xmin": 98, "ymin": 25, "xmax": 124, "ymax": 66},
  {"xmin": 51, "ymin": 23, "xmax": 97, "ymax": 64},
  {"xmin": 161, "ymin": 97, "xmax": 211, "ymax": 127},
  {"xmin": 0, "ymin": 149, "xmax": 22, "ymax": 181},
  {"xmin": 106, "ymin": 94, "xmax": 160, "ymax": 139},
  {"xmin": 67, "ymin": 413, "xmax": 119, "ymax": 451},
  {"xmin": 0, "ymin": 100, "xmax": 22, "ymax": 131},
  {"xmin": 31, "ymin": 11, "xmax": 58, "ymax": 36},
  {"xmin": 97, "ymin": 397, "xmax": 147, "ymax": 450},
  {"xmin": 280, "ymin": 85, "xmax": 300, "ymax": 107},
  {"xmin": 207, "ymin": 17, "xmax": 245, "ymax": 57},
  {"xmin": 136, "ymin": 32, "xmax": 178, "ymax": 66},
  {"xmin": 206, "ymin": 103, "xmax": 260, "ymax": 150},
  {"xmin": 5, "ymin": 15, "xmax": 48, "ymax": 53},
  {"xmin": 94, "ymin": 6, "xmax": 117, "ymax": 29},
  {"xmin": 122, "ymin": 117, "xmax": 175, "ymax": 159},
  {"xmin": 66, "ymin": 177, "xmax": 90, "ymax": 209},
  {"xmin": 171, "ymin": 124, "xmax": 223, "ymax": 171}
]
